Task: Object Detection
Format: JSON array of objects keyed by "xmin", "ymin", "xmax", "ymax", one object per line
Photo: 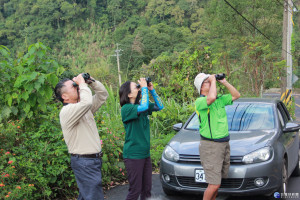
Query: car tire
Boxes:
[
  {"xmin": 268, "ymin": 159, "xmax": 288, "ymax": 200},
  {"xmin": 162, "ymin": 186, "xmax": 179, "ymax": 196},
  {"xmin": 291, "ymin": 151, "xmax": 300, "ymax": 177},
  {"xmin": 278, "ymin": 159, "xmax": 288, "ymax": 194}
]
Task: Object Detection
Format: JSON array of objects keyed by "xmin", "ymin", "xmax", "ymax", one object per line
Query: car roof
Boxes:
[{"xmin": 234, "ymin": 98, "xmax": 280, "ymax": 104}]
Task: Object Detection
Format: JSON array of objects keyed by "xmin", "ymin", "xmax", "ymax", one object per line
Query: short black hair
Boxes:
[
  {"xmin": 119, "ymin": 81, "xmax": 131, "ymax": 107},
  {"xmin": 54, "ymin": 78, "xmax": 70, "ymax": 103}
]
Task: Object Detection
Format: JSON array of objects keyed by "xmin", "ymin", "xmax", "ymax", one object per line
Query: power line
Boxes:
[
  {"xmin": 223, "ymin": 0, "xmax": 293, "ymax": 56},
  {"xmin": 224, "ymin": 0, "xmax": 275, "ymax": 44}
]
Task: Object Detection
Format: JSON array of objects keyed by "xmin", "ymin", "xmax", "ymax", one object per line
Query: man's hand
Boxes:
[
  {"xmin": 73, "ymin": 74, "xmax": 85, "ymax": 86},
  {"xmin": 86, "ymin": 76, "xmax": 95, "ymax": 84},
  {"xmin": 206, "ymin": 74, "xmax": 217, "ymax": 105},
  {"xmin": 208, "ymin": 74, "xmax": 216, "ymax": 82},
  {"xmin": 217, "ymin": 78, "xmax": 227, "ymax": 84},
  {"xmin": 220, "ymin": 79, "xmax": 241, "ymax": 101}
]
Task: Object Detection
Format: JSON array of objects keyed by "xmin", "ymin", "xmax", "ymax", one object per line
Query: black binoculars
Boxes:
[
  {"xmin": 73, "ymin": 73, "xmax": 94, "ymax": 87},
  {"xmin": 137, "ymin": 77, "xmax": 151, "ymax": 88},
  {"xmin": 215, "ymin": 73, "xmax": 225, "ymax": 80}
]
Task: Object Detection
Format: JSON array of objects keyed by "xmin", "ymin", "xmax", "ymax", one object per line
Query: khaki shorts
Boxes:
[{"xmin": 199, "ymin": 139, "xmax": 230, "ymax": 185}]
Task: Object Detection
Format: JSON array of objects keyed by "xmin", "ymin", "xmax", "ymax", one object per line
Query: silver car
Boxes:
[{"xmin": 160, "ymin": 98, "xmax": 300, "ymax": 198}]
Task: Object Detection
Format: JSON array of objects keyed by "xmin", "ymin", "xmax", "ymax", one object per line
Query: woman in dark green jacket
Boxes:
[{"xmin": 119, "ymin": 78, "xmax": 164, "ymax": 200}]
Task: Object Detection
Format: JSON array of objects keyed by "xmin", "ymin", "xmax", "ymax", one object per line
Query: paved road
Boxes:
[
  {"xmin": 105, "ymin": 93, "xmax": 300, "ymax": 200},
  {"xmin": 105, "ymin": 174, "xmax": 300, "ymax": 200}
]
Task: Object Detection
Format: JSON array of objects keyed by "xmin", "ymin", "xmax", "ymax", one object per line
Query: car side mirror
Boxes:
[
  {"xmin": 173, "ymin": 123, "xmax": 183, "ymax": 131},
  {"xmin": 283, "ymin": 122, "xmax": 300, "ymax": 133}
]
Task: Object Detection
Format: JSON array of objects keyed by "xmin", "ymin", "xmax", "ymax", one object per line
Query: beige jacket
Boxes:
[{"xmin": 59, "ymin": 81, "xmax": 108, "ymax": 154}]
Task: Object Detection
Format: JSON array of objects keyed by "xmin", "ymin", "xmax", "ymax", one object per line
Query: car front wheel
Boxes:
[
  {"xmin": 268, "ymin": 159, "xmax": 288, "ymax": 200},
  {"xmin": 279, "ymin": 159, "xmax": 288, "ymax": 194},
  {"xmin": 291, "ymin": 150, "xmax": 300, "ymax": 177}
]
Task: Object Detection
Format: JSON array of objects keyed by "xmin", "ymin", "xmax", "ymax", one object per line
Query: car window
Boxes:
[
  {"xmin": 186, "ymin": 103, "xmax": 275, "ymax": 131},
  {"xmin": 279, "ymin": 102, "xmax": 291, "ymax": 121},
  {"xmin": 277, "ymin": 108, "xmax": 285, "ymax": 127},
  {"xmin": 277, "ymin": 103, "xmax": 288, "ymax": 125},
  {"xmin": 226, "ymin": 104, "xmax": 275, "ymax": 131},
  {"xmin": 185, "ymin": 114, "xmax": 200, "ymax": 130},
  {"xmin": 278, "ymin": 102, "xmax": 291, "ymax": 122}
]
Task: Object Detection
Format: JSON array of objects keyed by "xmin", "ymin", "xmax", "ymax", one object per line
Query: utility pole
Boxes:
[
  {"xmin": 286, "ymin": 0, "xmax": 293, "ymax": 90},
  {"xmin": 281, "ymin": 0, "xmax": 288, "ymax": 94},
  {"xmin": 111, "ymin": 43, "xmax": 122, "ymax": 86},
  {"xmin": 280, "ymin": 0, "xmax": 294, "ymax": 105}
]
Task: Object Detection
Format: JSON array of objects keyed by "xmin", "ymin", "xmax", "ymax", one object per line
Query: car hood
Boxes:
[{"xmin": 168, "ymin": 129, "xmax": 276, "ymax": 156}]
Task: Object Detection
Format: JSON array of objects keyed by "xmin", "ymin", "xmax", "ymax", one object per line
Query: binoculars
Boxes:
[
  {"xmin": 73, "ymin": 73, "xmax": 94, "ymax": 87},
  {"xmin": 215, "ymin": 73, "xmax": 225, "ymax": 80},
  {"xmin": 137, "ymin": 77, "xmax": 151, "ymax": 88}
]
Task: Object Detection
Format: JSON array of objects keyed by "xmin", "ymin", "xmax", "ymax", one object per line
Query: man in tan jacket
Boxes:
[{"xmin": 54, "ymin": 73, "xmax": 108, "ymax": 200}]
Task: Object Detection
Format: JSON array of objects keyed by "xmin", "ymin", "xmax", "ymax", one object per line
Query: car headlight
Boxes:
[
  {"xmin": 163, "ymin": 145, "xmax": 179, "ymax": 162},
  {"xmin": 242, "ymin": 146, "xmax": 273, "ymax": 164}
]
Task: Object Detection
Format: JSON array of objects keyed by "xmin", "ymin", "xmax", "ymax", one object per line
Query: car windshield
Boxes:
[{"xmin": 186, "ymin": 103, "xmax": 275, "ymax": 131}]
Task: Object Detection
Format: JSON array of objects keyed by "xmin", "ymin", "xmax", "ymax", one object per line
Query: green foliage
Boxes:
[
  {"xmin": 56, "ymin": 23, "xmax": 117, "ymax": 86},
  {"xmin": 203, "ymin": 0, "xmax": 285, "ymax": 93},
  {"xmin": 150, "ymin": 99, "xmax": 194, "ymax": 136},
  {"xmin": 0, "ymin": 43, "xmax": 64, "ymax": 124},
  {"xmin": 0, "ymin": 110, "xmax": 75, "ymax": 199},
  {"xmin": 1, "ymin": 0, "xmax": 291, "ymax": 91},
  {"xmin": 237, "ymin": 41, "xmax": 282, "ymax": 96},
  {"xmin": 95, "ymin": 86, "xmax": 126, "ymax": 185},
  {"xmin": 286, "ymin": 96, "xmax": 296, "ymax": 120},
  {"xmin": 135, "ymin": 42, "xmax": 215, "ymax": 101},
  {"xmin": 150, "ymin": 133, "xmax": 175, "ymax": 169},
  {"xmin": 112, "ymin": 23, "xmax": 193, "ymax": 81},
  {"xmin": 0, "ymin": 148, "xmax": 36, "ymax": 199},
  {"xmin": 15, "ymin": 115, "xmax": 75, "ymax": 199},
  {"xmin": 0, "ymin": 0, "xmax": 90, "ymax": 50}
]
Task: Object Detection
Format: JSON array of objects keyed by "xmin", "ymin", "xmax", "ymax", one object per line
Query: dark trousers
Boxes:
[
  {"xmin": 124, "ymin": 157, "xmax": 152, "ymax": 200},
  {"xmin": 70, "ymin": 156, "xmax": 104, "ymax": 200}
]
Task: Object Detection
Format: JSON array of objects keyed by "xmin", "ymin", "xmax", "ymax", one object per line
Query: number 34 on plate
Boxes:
[{"xmin": 195, "ymin": 169, "xmax": 206, "ymax": 183}]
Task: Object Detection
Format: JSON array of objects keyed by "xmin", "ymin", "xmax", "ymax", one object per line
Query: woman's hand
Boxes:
[
  {"xmin": 147, "ymin": 82, "xmax": 154, "ymax": 91},
  {"xmin": 138, "ymin": 78, "xmax": 147, "ymax": 88}
]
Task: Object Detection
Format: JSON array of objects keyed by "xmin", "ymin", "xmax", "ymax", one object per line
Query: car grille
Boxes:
[
  {"xmin": 179, "ymin": 154, "xmax": 243, "ymax": 164},
  {"xmin": 179, "ymin": 155, "xmax": 201, "ymax": 163},
  {"xmin": 167, "ymin": 175, "xmax": 178, "ymax": 187},
  {"xmin": 245, "ymin": 178, "xmax": 257, "ymax": 189},
  {"xmin": 177, "ymin": 176, "xmax": 243, "ymax": 189}
]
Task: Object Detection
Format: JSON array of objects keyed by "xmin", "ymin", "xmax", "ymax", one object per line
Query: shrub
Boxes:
[
  {"xmin": 95, "ymin": 85, "xmax": 127, "ymax": 186},
  {"xmin": 0, "ymin": 148, "xmax": 36, "ymax": 199},
  {"xmin": 150, "ymin": 133, "xmax": 175, "ymax": 169},
  {"xmin": 0, "ymin": 107, "xmax": 77, "ymax": 199}
]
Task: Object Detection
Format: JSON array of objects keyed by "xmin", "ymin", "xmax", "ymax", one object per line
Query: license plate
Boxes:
[{"xmin": 195, "ymin": 169, "xmax": 206, "ymax": 183}]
